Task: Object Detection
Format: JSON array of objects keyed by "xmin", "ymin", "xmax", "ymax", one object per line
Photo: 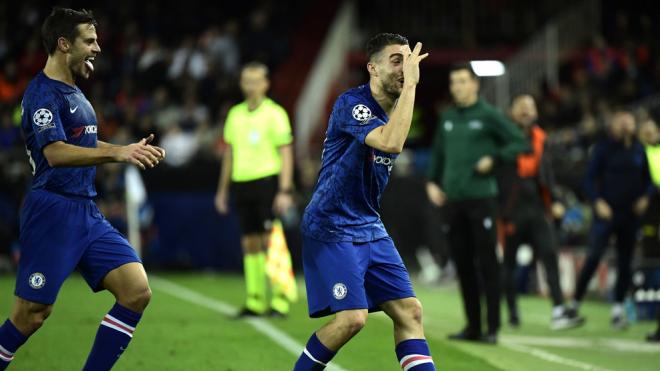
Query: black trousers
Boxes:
[
  {"xmin": 444, "ymin": 197, "xmax": 500, "ymax": 335},
  {"xmin": 502, "ymin": 209, "xmax": 564, "ymax": 320},
  {"xmin": 575, "ymin": 214, "xmax": 638, "ymax": 303}
]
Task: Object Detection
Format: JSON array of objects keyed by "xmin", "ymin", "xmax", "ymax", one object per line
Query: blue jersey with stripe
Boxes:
[
  {"xmin": 301, "ymin": 84, "xmax": 397, "ymax": 242},
  {"xmin": 20, "ymin": 71, "xmax": 98, "ymax": 198}
]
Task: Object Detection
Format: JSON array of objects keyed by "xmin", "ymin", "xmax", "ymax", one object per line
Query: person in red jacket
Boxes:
[{"xmin": 498, "ymin": 95, "xmax": 584, "ymax": 330}]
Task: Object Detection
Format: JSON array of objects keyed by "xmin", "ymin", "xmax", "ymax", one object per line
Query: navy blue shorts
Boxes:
[
  {"xmin": 15, "ymin": 190, "xmax": 141, "ymax": 304},
  {"xmin": 302, "ymin": 235, "xmax": 415, "ymax": 318}
]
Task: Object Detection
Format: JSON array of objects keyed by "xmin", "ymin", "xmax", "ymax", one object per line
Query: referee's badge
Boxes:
[
  {"xmin": 28, "ymin": 272, "xmax": 46, "ymax": 289},
  {"xmin": 332, "ymin": 283, "xmax": 347, "ymax": 300}
]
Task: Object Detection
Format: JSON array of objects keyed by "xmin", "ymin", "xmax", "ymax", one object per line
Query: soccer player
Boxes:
[
  {"xmin": 499, "ymin": 95, "xmax": 583, "ymax": 330},
  {"xmin": 0, "ymin": 8, "xmax": 165, "ymax": 370},
  {"xmin": 215, "ymin": 61, "xmax": 294, "ymax": 317},
  {"xmin": 294, "ymin": 34, "xmax": 434, "ymax": 371}
]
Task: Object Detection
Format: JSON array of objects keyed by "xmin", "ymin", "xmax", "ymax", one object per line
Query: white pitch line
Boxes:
[
  {"xmin": 503, "ymin": 335, "xmax": 660, "ymax": 353},
  {"xmin": 501, "ymin": 341, "xmax": 614, "ymax": 371},
  {"xmin": 151, "ymin": 277, "xmax": 348, "ymax": 371},
  {"xmin": 416, "ymin": 316, "xmax": 609, "ymax": 371}
]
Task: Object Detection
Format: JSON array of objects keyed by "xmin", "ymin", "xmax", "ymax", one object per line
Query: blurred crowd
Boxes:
[
  {"xmin": 0, "ymin": 0, "xmax": 303, "ymax": 265},
  {"xmin": 0, "ymin": 1, "xmax": 659, "ymax": 274}
]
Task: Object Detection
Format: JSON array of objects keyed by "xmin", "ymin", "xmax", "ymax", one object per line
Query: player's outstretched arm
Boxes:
[
  {"xmin": 365, "ymin": 42, "xmax": 428, "ymax": 154},
  {"xmin": 43, "ymin": 133, "xmax": 165, "ymax": 169}
]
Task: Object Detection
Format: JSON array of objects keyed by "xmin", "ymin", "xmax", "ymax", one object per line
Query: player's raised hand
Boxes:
[{"xmin": 403, "ymin": 42, "xmax": 429, "ymax": 87}]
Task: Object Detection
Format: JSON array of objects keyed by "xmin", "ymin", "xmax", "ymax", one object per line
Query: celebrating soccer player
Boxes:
[
  {"xmin": 0, "ymin": 8, "xmax": 164, "ymax": 370},
  {"xmin": 293, "ymin": 33, "xmax": 435, "ymax": 371}
]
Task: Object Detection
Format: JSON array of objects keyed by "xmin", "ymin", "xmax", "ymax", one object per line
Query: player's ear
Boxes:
[
  {"xmin": 57, "ymin": 37, "xmax": 71, "ymax": 53},
  {"xmin": 367, "ymin": 61, "xmax": 378, "ymax": 77}
]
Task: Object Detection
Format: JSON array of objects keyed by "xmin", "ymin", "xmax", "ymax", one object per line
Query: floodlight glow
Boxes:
[{"xmin": 470, "ymin": 60, "xmax": 506, "ymax": 77}]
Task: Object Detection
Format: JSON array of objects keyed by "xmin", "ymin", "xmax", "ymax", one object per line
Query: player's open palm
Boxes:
[{"xmin": 403, "ymin": 42, "xmax": 429, "ymax": 86}]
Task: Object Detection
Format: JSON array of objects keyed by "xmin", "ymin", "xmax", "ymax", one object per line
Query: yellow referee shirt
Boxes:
[
  {"xmin": 646, "ymin": 144, "xmax": 660, "ymax": 186},
  {"xmin": 223, "ymin": 98, "xmax": 293, "ymax": 182}
]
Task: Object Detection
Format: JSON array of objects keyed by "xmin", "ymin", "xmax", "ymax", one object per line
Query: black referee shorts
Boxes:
[{"xmin": 232, "ymin": 175, "xmax": 278, "ymax": 234}]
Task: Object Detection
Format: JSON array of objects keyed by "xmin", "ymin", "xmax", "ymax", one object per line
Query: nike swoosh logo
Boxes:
[{"xmin": 70, "ymin": 106, "xmax": 78, "ymax": 113}]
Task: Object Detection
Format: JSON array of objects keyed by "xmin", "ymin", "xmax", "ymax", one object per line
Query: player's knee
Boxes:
[
  {"xmin": 13, "ymin": 302, "xmax": 53, "ymax": 334},
  {"xmin": 406, "ymin": 298, "xmax": 423, "ymax": 325},
  {"xmin": 394, "ymin": 298, "xmax": 423, "ymax": 327},
  {"xmin": 121, "ymin": 286, "xmax": 152, "ymax": 312},
  {"xmin": 338, "ymin": 310, "xmax": 368, "ymax": 335}
]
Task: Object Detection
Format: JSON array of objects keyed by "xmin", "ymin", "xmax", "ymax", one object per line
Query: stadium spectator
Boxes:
[
  {"xmin": 426, "ymin": 63, "xmax": 529, "ymax": 344},
  {"xmin": 569, "ymin": 110, "xmax": 655, "ymax": 329},
  {"xmin": 498, "ymin": 95, "xmax": 584, "ymax": 330}
]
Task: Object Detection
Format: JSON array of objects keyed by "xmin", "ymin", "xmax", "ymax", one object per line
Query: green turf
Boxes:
[{"xmin": 1, "ymin": 273, "xmax": 658, "ymax": 370}]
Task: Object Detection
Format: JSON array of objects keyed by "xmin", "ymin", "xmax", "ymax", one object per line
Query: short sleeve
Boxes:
[
  {"xmin": 223, "ymin": 108, "xmax": 235, "ymax": 144},
  {"xmin": 335, "ymin": 94, "xmax": 386, "ymax": 144},
  {"xmin": 29, "ymin": 90, "xmax": 66, "ymax": 150},
  {"xmin": 271, "ymin": 105, "xmax": 293, "ymax": 146}
]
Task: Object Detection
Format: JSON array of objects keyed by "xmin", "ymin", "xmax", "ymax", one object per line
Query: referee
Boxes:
[
  {"xmin": 215, "ymin": 62, "xmax": 294, "ymax": 317},
  {"xmin": 426, "ymin": 63, "xmax": 529, "ymax": 343}
]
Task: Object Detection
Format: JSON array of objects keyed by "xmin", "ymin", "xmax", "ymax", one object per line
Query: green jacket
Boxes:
[{"xmin": 427, "ymin": 98, "xmax": 529, "ymax": 201}]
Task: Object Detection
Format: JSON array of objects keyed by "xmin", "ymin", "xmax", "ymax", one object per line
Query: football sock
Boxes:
[
  {"xmin": 245, "ymin": 252, "xmax": 268, "ymax": 313},
  {"xmin": 270, "ymin": 287, "xmax": 290, "ymax": 314},
  {"xmin": 294, "ymin": 333, "xmax": 336, "ymax": 371},
  {"xmin": 0, "ymin": 320, "xmax": 27, "ymax": 370},
  {"xmin": 82, "ymin": 302, "xmax": 141, "ymax": 371},
  {"xmin": 396, "ymin": 339, "xmax": 435, "ymax": 370}
]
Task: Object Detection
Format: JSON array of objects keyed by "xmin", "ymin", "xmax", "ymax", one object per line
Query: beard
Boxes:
[
  {"xmin": 67, "ymin": 54, "xmax": 92, "ymax": 80},
  {"xmin": 382, "ymin": 75, "xmax": 403, "ymax": 100}
]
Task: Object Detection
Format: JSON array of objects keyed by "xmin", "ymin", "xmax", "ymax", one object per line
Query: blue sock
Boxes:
[
  {"xmin": 82, "ymin": 303, "xmax": 142, "ymax": 371},
  {"xmin": 294, "ymin": 333, "xmax": 336, "ymax": 371},
  {"xmin": 0, "ymin": 319, "xmax": 28, "ymax": 371},
  {"xmin": 395, "ymin": 339, "xmax": 435, "ymax": 371}
]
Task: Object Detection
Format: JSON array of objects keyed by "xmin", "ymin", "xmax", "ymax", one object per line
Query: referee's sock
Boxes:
[
  {"xmin": 396, "ymin": 339, "xmax": 435, "ymax": 370},
  {"xmin": 294, "ymin": 333, "xmax": 336, "ymax": 371},
  {"xmin": 0, "ymin": 319, "xmax": 27, "ymax": 370},
  {"xmin": 82, "ymin": 302, "xmax": 142, "ymax": 371},
  {"xmin": 245, "ymin": 252, "xmax": 268, "ymax": 313}
]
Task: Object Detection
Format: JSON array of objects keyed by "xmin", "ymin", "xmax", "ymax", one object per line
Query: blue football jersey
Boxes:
[
  {"xmin": 21, "ymin": 71, "xmax": 99, "ymax": 198},
  {"xmin": 301, "ymin": 84, "xmax": 398, "ymax": 242}
]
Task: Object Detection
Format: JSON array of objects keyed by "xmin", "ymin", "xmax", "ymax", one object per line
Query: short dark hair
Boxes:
[
  {"xmin": 366, "ymin": 33, "xmax": 409, "ymax": 61},
  {"xmin": 241, "ymin": 61, "xmax": 269, "ymax": 78},
  {"xmin": 449, "ymin": 62, "xmax": 478, "ymax": 79},
  {"xmin": 41, "ymin": 7, "xmax": 97, "ymax": 55}
]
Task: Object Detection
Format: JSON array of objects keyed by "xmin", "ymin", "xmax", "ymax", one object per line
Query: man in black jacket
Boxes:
[
  {"xmin": 570, "ymin": 110, "xmax": 654, "ymax": 329},
  {"xmin": 498, "ymin": 95, "xmax": 584, "ymax": 330}
]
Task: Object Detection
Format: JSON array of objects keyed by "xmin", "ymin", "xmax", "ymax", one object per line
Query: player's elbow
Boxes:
[
  {"xmin": 378, "ymin": 137, "xmax": 404, "ymax": 154},
  {"xmin": 381, "ymin": 133, "xmax": 404, "ymax": 153},
  {"xmin": 365, "ymin": 128, "xmax": 403, "ymax": 153},
  {"xmin": 378, "ymin": 139, "xmax": 403, "ymax": 154},
  {"xmin": 44, "ymin": 155, "xmax": 62, "ymax": 167},
  {"xmin": 381, "ymin": 143, "xmax": 403, "ymax": 154}
]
